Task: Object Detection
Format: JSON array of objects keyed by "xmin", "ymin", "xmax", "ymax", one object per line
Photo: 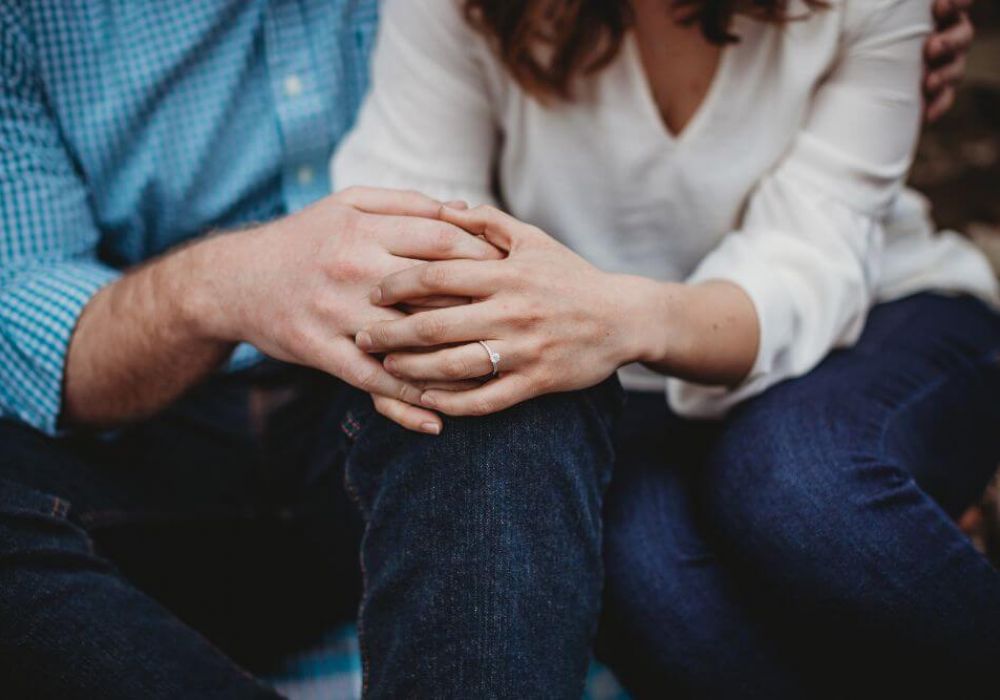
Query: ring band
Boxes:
[{"xmin": 478, "ymin": 340, "xmax": 501, "ymax": 378}]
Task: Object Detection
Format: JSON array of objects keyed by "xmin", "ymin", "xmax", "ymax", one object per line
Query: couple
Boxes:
[{"xmin": 0, "ymin": 0, "xmax": 997, "ymax": 698}]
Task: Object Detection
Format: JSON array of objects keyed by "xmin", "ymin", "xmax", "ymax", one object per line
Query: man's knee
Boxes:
[
  {"xmin": 346, "ymin": 377, "xmax": 622, "ymax": 520},
  {"xmin": 347, "ymin": 380, "xmax": 623, "ymax": 697}
]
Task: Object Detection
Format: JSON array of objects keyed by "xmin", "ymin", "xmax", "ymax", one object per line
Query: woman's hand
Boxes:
[
  {"xmin": 925, "ymin": 0, "xmax": 975, "ymax": 122},
  {"xmin": 355, "ymin": 206, "xmax": 652, "ymax": 417}
]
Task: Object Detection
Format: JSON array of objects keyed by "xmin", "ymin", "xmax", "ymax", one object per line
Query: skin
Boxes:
[
  {"xmin": 359, "ymin": 0, "xmax": 978, "ymax": 426},
  {"xmin": 63, "ymin": 188, "xmax": 501, "ymax": 435},
  {"xmin": 359, "ymin": 205, "xmax": 756, "ymax": 417},
  {"xmin": 925, "ymin": 0, "xmax": 976, "ymax": 123},
  {"xmin": 62, "ymin": 0, "xmax": 973, "ymax": 436}
]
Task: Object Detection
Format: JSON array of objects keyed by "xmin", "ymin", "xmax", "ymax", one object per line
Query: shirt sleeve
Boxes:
[
  {"xmin": 331, "ymin": 0, "xmax": 499, "ymax": 207},
  {"xmin": 667, "ymin": 0, "xmax": 933, "ymax": 417},
  {"xmin": 0, "ymin": 5, "xmax": 120, "ymax": 435}
]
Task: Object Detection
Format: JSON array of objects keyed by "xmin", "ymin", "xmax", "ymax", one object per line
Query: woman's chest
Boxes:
[{"xmin": 491, "ymin": 16, "xmax": 841, "ymax": 278}]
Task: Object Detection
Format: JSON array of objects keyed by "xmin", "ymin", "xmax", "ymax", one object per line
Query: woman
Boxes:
[{"xmin": 333, "ymin": 0, "xmax": 1000, "ymax": 695}]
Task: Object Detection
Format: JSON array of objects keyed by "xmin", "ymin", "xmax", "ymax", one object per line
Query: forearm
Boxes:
[
  {"xmin": 621, "ymin": 276, "xmax": 760, "ymax": 386},
  {"xmin": 62, "ymin": 235, "xmax": 238, "ymax": 429}
]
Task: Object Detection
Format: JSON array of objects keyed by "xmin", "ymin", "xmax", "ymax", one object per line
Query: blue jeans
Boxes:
[
  {"xmin": 0, "ymin": 362, "xmax": 622, "ymax": 699},
  {"xmin": 599, "ymin": 293, "xmax": 1000, "ymax": 698}
]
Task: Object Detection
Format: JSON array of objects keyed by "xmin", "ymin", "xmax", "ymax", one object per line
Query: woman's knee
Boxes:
[{"xmin": 701, "ymin": 385, "xmax": 885, "ymax": 570}]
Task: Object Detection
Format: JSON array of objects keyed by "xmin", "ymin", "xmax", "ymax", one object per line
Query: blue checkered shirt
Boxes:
[
  {"xmin": 0, "ymin": 0, "xmax": 377, "ymax": 435},
  {"xmin": 0, "ymin": 5, "xmax": 633, "ymax": 696}
]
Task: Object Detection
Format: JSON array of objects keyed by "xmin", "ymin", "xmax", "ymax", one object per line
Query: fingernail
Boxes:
[
  {"xmin": 421, "ymin": 422, "xmax": 441, "ymax": 435},
  {"xmin": 356, "ymin": 331, "xmax": 373, "ymax": 350},
  {"xmin": 370, "ymin": 287, "xmax": 383, "ymax": 304},
  {"xmin": 420, "ymin": 392, "xmax": 437, "ymax": 408}
]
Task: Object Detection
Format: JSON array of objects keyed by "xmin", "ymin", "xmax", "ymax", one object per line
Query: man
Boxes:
[{"xmin": 0, "ymin": 0, "xmax": 977, "ymax": 697}]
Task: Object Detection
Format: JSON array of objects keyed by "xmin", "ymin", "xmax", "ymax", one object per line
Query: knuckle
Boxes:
[
  {"xmin": 332, "ymin": 256, "xmax": 367, "ymax": 283},
  {"xmin": 469, "ymin": 397, "xmax": 496, "ymax": 417},
  {"xmin": 510, "ymin": 303, "xmax": 543, "ymax": 330},
  {"xmin": 419, "ymin": 264, "xmax": 449, "ymax": 291},
  {"xmin": 369, "ymin": 324, "xmax": 391, "ymax": 347},
  {"xmin": 395, "ymin": 382, "xmax": 418, "ymax": 403},
  {"xmin": 280, "ymin": 319, "xmax": 314, "ymax": 356},
  {"xmin": 415, "ymin": 314, "xmax": 445, "ymax": 343},
  {"xmin": 533, "ymin": 370, "xmax": 557, "ymax": 394},
  {"xmin": 444, "ymin": 357, "xmax": 473, "ymax": 380},
  {"xmin": 353, "ymin": 366, "xmax": 382, "ymax": 392},
  {"xmin": 433, "ymin": 228, "xmax": 458, "ymax": 255},
  {"xmin": 521, "ymin": 338, "xmax": 544, "ymax": 364}
]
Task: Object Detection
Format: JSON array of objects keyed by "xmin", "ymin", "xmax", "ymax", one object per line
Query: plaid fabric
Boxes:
[
  {"xmin": 2, "ymin": 7, "xmax": 633, "ymax": 694},
  {"xmin": 267, "ymin": 625, "xmax": 631, "ymax": 700},
  {"xmin": 0, "ymin": 0, "xmax": 376, "ymax": 434}
]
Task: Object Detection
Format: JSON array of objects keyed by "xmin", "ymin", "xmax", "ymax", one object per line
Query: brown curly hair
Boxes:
[{"xmin": 463, "ymin": 0, "xmax": 827, "ymax": 99}]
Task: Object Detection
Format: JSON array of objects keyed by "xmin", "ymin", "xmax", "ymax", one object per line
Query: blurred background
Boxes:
[
  {"xmin": 913, "ymin": 1, "xmax": 1000, "ymax": 561},
  {"xmin": 913, "ymin": 2, "xmax": 1000, "ymax": 267}
]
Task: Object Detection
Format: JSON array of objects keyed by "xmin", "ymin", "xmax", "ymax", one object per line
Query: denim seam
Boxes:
[{"xmin": 340, "ymin": 412, "xmax": 376, "ymax": 698}]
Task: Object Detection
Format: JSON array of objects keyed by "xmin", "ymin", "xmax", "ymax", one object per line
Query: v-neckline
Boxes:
[{"xmin": 624, "ymin": 22, "xmax": 738, "ymax": 148}]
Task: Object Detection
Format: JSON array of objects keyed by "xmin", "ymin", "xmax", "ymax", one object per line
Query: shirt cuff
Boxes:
[
  {"xmin": 666, "ymin": 245, "xmax": 793, "ymax": 419},
  {"xmin": 0, "ymin": 260, "xmax": 120, "ymax": 435}
]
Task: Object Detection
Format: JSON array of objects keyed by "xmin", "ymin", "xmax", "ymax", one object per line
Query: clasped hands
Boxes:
[{"xmin": 356, "ymin": 204, "xmax": 648, "ymax": 434}]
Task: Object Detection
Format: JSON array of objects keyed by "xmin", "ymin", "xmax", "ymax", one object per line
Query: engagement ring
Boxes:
[{"xmin": 478, "ymin": 340, "xmax": 501, "ymax": 378}]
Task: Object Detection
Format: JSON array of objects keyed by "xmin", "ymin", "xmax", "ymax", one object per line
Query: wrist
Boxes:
[
  {"xmin": 606, "ymin": 274, "xmax": 693, "ymax": 369},
  {"xmin": 169, "ymin": 225, "xmax": 268, "ymax": 343}
]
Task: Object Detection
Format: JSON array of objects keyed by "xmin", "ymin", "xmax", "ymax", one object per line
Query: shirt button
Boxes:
[
  {"xmin": 283, "ymin": 74, "xmax": 304, "ymax": 97},
  {"xmin": 297, "ymin": 166, "xmax": 315, "ymax": 185}
]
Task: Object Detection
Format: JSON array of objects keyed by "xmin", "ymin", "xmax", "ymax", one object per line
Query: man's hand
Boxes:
[
  {"xmin": 926, "ymin": 0, "xmax": 975, "ymax": 123},
  {"xmin": 64, "ymin": 188, "xmax": 500, "ymax": 433},
  {"xmin": 212, "ymin": 187, "xmax": 503, "ymax": 434},
  {"xmin": 355, "ymin": 206, "xmax": 648, "ymax": 419}
]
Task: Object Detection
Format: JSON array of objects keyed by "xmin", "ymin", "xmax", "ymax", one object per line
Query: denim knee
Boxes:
[
  {"xmin": 700, "ymin": 385, "xmax": 881, "ymax": 570},
  {"xmin": 343, "ymin": 378, "xmax": 624, "ymax": 698},
  {"xmin": 344, "ymin": 376, "xmax": 624, "ymax": 522}
]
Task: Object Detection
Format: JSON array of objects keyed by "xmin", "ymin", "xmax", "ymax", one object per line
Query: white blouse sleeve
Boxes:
[
  {"xmin": 331, "ymin": 0, "xmax": 499, "ymax": 207},
  {"xmin": 668, "ymin": 0, "xmax": 934, "ymax": 417}
]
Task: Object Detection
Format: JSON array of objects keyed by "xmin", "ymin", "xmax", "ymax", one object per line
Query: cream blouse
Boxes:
[{"xmin": 332, "ymin": 0, "xmax": 999, "ymax": 417}]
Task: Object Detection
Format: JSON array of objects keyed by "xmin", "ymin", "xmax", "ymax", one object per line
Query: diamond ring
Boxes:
[{"xmin": 478, "ymin": 340, "xmax": 501, "ymax": 378}]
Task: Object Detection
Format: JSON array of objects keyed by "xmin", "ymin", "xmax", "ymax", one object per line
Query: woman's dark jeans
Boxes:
[
  {"xmin": 599, "ymin": 293, "xmax": 1000, "ymax": 698},
  {"xmin": 0, "ymin": 360, "xmax": 622, "ymax": 699}
]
